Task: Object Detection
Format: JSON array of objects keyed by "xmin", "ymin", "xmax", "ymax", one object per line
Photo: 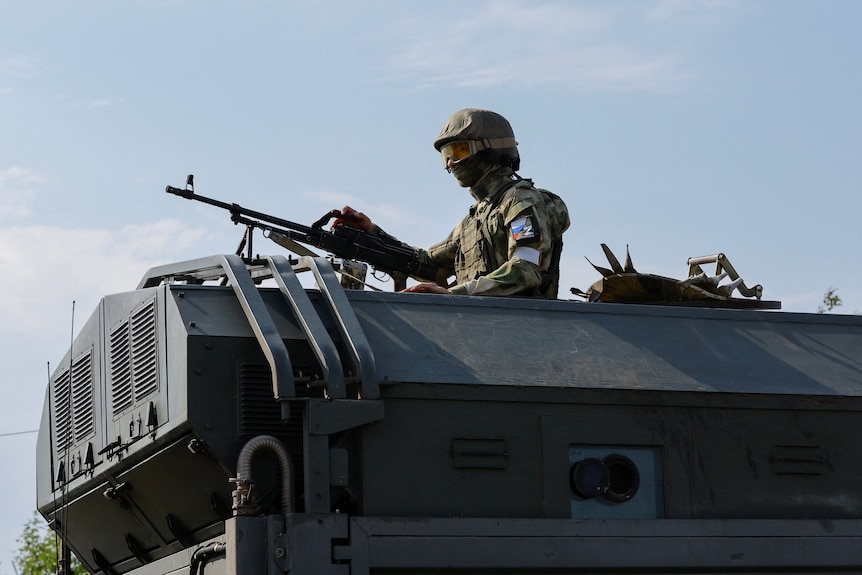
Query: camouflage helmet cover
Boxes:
[{"xmin": 434, "ymin": 108, "xmax": 519, "ymax": 160}]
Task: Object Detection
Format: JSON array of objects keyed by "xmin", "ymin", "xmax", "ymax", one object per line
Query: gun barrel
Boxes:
[
  {"xmin": 166, "ymin": 185, "xmax": 195, "ymax": 199},
  {"xmin": 166, "ymin": 184, "xmax": 316, "ymax": 234},
  {"xmin": 165, "ymin": 180, "xmax": 440, "ymax": 283},
  {"xmin": 166, "ymin": 185, "xmax": 239, "ymax": 213}
]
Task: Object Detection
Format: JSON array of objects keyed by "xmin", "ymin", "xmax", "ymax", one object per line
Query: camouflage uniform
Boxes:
[
  {"xmin": 422, "ymin": 166, "xmax": 570, "ymax": 298},
  {"xmin": 374, "ymin": 108, "xmax": 570, "ymax": 299}
]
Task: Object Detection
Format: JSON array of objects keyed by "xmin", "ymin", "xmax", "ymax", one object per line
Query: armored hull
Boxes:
[{"xmin": 36, "ymin": 255, "xmax": 862, "ymax": 574}]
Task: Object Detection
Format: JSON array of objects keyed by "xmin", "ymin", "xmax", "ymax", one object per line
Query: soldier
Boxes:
[{"xmin": 334, "ymin": 108, "xmax": 570, "ymax": 298}]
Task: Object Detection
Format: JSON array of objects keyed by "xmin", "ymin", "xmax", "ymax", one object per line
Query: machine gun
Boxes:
[{"xmin": 166, "ymin": 175, "xmax": 439, "ymax": 290}]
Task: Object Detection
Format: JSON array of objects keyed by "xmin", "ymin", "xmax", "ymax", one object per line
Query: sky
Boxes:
[{"xmin": 1, "ymin": 0, "xmax": 861, "ymax": 570}]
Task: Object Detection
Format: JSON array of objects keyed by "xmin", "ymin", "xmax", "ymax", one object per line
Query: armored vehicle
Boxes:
[{"xmin": 36, "ymin": 251, "xmax": 862, "ymax": 574}]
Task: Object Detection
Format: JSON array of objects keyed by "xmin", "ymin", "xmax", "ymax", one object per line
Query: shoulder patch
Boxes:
[{"xmin": 510, "ymin": 215, "xmax": 535, "ymax": 241}]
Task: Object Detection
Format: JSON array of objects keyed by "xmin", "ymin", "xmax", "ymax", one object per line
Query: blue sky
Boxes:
[{"xmin": 1, "ymin": 0, "xmax": 860, "ymax": 570}]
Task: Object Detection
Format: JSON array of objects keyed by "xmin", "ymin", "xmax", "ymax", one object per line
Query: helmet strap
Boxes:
[{"xmin": 476, "ymin": 137, "xmax": 517, "ymax": 152}]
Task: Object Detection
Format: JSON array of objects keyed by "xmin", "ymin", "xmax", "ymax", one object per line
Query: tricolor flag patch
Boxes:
[{"xmin": 510, "ymin": 215, "xmax": 535, "ymax": 240}]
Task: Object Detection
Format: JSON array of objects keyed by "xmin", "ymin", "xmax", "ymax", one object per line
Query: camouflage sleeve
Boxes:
[
  {"xmin": 425, "ymin": 221, "xmax": 461, "ymax": 285},
  {"xmin": 449, "ymin": 258, "xmax": 543, "ymax": 296},
  {"xmin": 374, "ymin": 225, "xmax": 455, "ymax": 285}
]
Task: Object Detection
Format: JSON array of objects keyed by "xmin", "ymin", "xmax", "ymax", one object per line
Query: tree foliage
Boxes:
[
  {"xmin": 14, "ymin": 512, "xmax": 83, "ymax": 575},
  {"xmin": 817, "ymin": 287, "xmax": 843, "ymax": 314}
]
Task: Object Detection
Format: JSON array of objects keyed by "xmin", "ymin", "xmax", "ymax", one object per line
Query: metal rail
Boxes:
[
  {"xmin": 136, "ymin": 254, "xmax": 371, "ymax": 413},
  {"xmin": 266, "ymin": 255, "xmax": 346, "ymax": 399},
  {"xmin": 301, "ymin": 256, "xmax": 379, "ymax": 400}
]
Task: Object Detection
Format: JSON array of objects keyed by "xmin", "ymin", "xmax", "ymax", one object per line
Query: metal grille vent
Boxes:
[
  {"xmin": 111, "ymin": 298, "xmax": 158, "ymax": 417},
  {"xmin": 237, "ymin": 360, "xmax": 305, "ymax": 503},
  {"xmin": 237, "ymin": 362, "xmax": 305, "ymax": 434},
  {"xmin": 110, "ymin": 321, "xmax": 132, "ymax": 414},
  {"xmin": 130, "ymin": 300, "xmax": 158, "ymax": 399},
  {"xmin": 53, "ymin": 349, "xmax": 94, "ymax": 453},
  {"xmin": 238, "ymin": 362, "xmax": 282, "ymax": 436}
]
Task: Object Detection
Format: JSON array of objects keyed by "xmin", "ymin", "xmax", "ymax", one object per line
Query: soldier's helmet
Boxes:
[{"xmin": 434, "ymin": 108, "xmax": 520, "ymax": 171}]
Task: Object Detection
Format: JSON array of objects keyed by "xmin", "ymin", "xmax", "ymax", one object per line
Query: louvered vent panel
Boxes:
[
  {"xmin": 130, "ymin": 299, "xmax": 158, "ymax": 400},
  {"xmin": 110, "ymin": 297, "xmax": 158, "ymax": 418},
  {"xmin": 70, "ymin": 350, "xmax": 94, "ymax": 441},
  {"xmin": 53, "ymin": 369, "xmax": 72, "ymax": 452},
  {"xmin": 110, "ymin": 320, "xmax": 133, "ymax": 416},
  {"xmin": 238, "ymin": 362, "xmax": 282, "ymax": 436},
  {"xmin": 53, "ymin": 349, "xmax": 94, "ymax": 454}
]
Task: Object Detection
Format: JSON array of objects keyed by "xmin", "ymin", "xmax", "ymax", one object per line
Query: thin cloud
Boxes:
[
  {"xmin": 384, "ymin": 0, "xmax": 729, "ymax": 93},
  {"xmin": 648, "ymin": 0, "xmax": 739, "ymax": 23},
  {"xmin": 0, "ymin": 53, "xmax": 38, "ymax": 77},
  {"xmin": 0, "ymin": 165, "xmax": 45, "ymax": 186},
  {"xmin": 0, "ymin": 221, "xmax": 211, "ymax": 335},
  {"xmin": 306, "ymin": 189, "xmax": 356, "ymax": 208},
  {"xmin": 0, "ymin": 166, "xmax": 46, "ymax": 220},
  {"xmin": 302, "ymin": 189, "xmax": 424, "ymax": 231}
]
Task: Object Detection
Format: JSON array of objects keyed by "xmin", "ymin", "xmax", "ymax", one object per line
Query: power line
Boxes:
[{"xmin": 0, "ymin": 430, "xmax": 37, "ymax": 438}]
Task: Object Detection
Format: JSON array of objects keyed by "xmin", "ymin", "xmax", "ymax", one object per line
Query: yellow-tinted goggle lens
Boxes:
[{"xmin": 440, "ymin": 141, "xmax": 475, "ymax": 166}]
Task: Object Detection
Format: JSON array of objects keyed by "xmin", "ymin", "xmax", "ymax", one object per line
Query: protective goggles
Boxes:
[
  {"xmin": 439, "ymin": 140, "xmax": 478, "ymax": 167},
  {"xmin": 439, "ymin": 137, "xmax": 518, "ymax": 168}
]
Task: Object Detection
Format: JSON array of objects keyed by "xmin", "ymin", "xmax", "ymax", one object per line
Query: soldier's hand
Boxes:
[
  {"xmin": 402, "ymin": 282, "xmax": 452, "ymax": 295},
  {"xmin": 331, "ymin": 206, "xmax": 374, "ymax": 232}
]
